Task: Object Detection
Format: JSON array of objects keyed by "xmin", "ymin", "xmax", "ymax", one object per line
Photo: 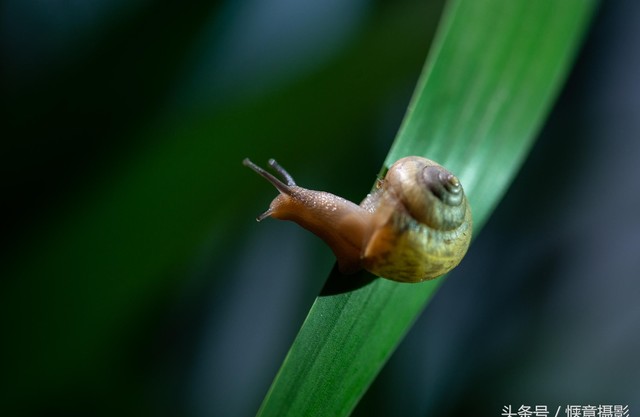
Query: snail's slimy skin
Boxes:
[{"xmin": 243, "ymin": 156, "xmax": 472, "ymax": 283}]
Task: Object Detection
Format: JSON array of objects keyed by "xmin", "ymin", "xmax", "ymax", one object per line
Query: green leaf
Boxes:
[{"xmin": 257, "ymin": 1, "xmax": 597, "ymax": 416}]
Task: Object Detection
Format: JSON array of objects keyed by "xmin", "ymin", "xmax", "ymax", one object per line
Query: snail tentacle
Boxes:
[
  {"xmin": 267, "ymin": 158, "xmax": 296, "ymax": 186},
  {"xmin": 243, "ymin": 158, "xmax": 292, "ymax": 195}
]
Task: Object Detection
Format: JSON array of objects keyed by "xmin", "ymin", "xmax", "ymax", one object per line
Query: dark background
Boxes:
[{"xmin": 2, "ymin": 1, "xmax": 639, "ymax": 416}]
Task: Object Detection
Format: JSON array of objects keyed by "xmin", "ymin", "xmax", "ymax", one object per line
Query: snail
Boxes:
[{"xmin": 243, "ymin": 156, "xmax": 472, "ymax": 282}]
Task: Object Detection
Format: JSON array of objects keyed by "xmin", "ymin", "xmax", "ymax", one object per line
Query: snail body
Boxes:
[{"xmin": 243, "ymin": 156, "xmax": 472, "ymax": 283}]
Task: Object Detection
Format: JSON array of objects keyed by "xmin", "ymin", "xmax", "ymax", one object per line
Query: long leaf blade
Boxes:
[{"xmin": 257, "ymin": 1, "xmax": 597, "ymax": 416}]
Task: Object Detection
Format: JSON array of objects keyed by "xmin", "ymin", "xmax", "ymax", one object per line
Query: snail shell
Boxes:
[{"xmin": 243, "ymin": 156, "xmax": 472, "ymax": 283}]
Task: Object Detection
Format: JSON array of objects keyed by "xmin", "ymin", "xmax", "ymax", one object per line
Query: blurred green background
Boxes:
[{"xmin": 2, "ymin": 0, "xmax": 639, "ymax": 416}]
